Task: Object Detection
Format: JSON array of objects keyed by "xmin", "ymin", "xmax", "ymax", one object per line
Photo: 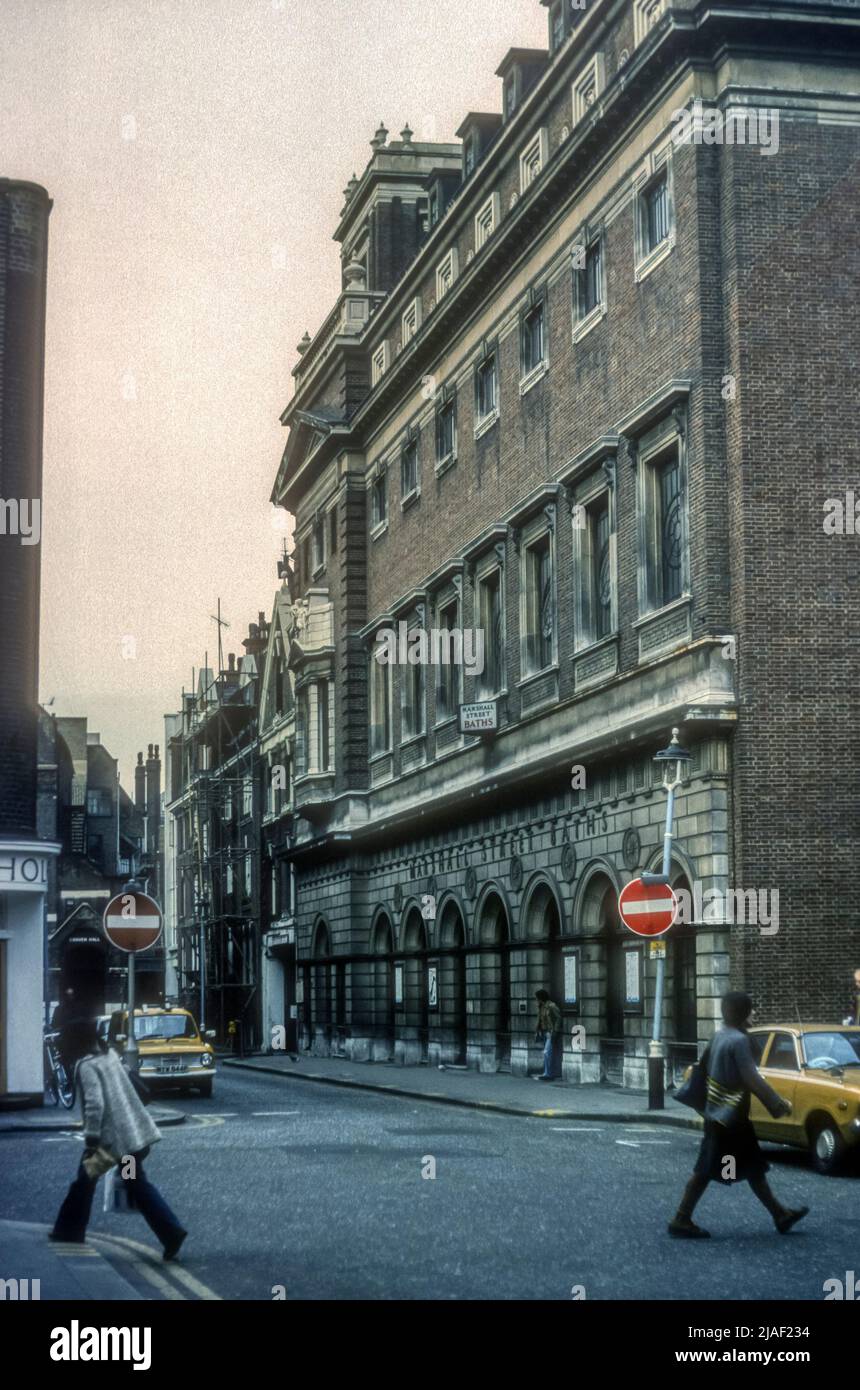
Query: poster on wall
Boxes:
[
  {"xmin": 563, "ymin": 950, "xmax": 578, "ymax": 1005},
  {"xmin": 394, "ymin": 962, "xmax": 404, "ymax": 1007},
  {"xmin": 428, "ymin": 962, "xmax": 438, "ymax": 1009},
  {"xmin": 625, "ymin": 947, "xmax": 642, "ymax": 1006}
]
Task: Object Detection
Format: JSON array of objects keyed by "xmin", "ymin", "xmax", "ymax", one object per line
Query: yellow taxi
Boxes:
[
  {"xmin": 108, "ymin": 1005, "xmax": 217, "ymax": 1098},
  {"xmin": 748, "ymin": 1024, "xmax": 860, "ymax": 1175}
]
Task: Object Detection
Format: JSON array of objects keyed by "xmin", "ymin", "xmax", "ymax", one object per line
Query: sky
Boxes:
[{"xmin": 1, "ymin": 0, "xmax": 547, "ymax": 789}]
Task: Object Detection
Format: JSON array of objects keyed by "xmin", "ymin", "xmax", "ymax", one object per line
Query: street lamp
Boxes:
[
  {"xmin": 641, "ymin": 729, "xmax": 691, "ymax": 1110},
  {"xmin": 195, "ymin": 889, "xmax": 210, "ymax": 1031}
]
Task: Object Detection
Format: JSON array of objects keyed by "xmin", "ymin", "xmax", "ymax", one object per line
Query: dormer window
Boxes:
[
  {"xmin": 429, "ymin": 187, "xmax": 439, "ymax": 227},
  {"xmin": 464, "ymin": 133, "xmax": 478, "ymax": 177},
  {"xmin": 456, "ymin": 114, "xmax": 503, "ymax": 180},
  {"xmin": 497, "ymin": 49, "xmax": 550, "ymax": 123},
  {"xmin": 550, "ymin": 2, "xmax": 565, "ymax": 53}
]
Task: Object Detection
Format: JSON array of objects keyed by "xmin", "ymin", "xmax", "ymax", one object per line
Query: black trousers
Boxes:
[{"xmin": 52, "ymin": 1150, "xmax": 184, "ymax": 1245}]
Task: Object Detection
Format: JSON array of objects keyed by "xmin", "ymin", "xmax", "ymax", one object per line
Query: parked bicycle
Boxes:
[{"xmin": 44, "ymin": 1029, "xmax": 76, "ymax": 1108}]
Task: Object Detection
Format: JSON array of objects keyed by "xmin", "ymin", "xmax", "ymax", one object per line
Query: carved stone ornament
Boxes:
[
  {"xmin": 622, "ymin": 827, "xmax": 642, "ymax": 873},
  {"xmin": 561, "ymin": 842, "xmax": 577, "ymax": 883}
]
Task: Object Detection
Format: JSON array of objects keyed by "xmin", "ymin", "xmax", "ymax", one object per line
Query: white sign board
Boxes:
[
  {"xmin": 459, "ymin": 701, "xmax": 498, "ymax": 735},
  {"xmin": 564, "ymin": 952, "xmax": 578, "ymax": 1005},
  {"xmin": 625, "ymin": 949, "xmax": 642, "ymax": 1005}
]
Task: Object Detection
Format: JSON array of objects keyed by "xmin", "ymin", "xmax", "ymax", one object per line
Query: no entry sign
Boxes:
[
  {"xmin": 618, "ymin": 878, "xmax": 678, "ymax": 938},
  {"xmin": 103, "ymin": 890, "xmax": 163, "ymax": 953}
]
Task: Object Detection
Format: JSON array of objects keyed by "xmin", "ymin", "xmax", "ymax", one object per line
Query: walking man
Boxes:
[
  {"xmin": 533, "ymin": 988, "xmax": 562, "ymax": 1081},
  {"xmin": 669, "ymin": 990, "xmax": 809, "ymax": 1238},
  {"xmin": 50, "ymin": 1018, "xmax": 188, "ymax": 1260}
]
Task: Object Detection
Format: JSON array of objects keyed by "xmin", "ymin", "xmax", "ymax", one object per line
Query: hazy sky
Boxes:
[{"xmin": 2, "ymin": 0, "xmax": 546, "ymax": 788}]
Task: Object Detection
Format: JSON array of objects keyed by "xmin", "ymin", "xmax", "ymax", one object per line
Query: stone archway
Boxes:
[
  {"xmin": 520, "ymin": 877, "xmax": 566, "ymax": 1078},
  {"xmin": 399, "ymin": 907, "xmax": 428, "ymax": 1065},
  {"xmin": 574, "ymin": 869, "xmax": 622, "ymax": 1085},
  {"xmin": 370, "ymin": 913, "xmax": 395, "ymax": 1061},
  {"xmin": 474, "ymin": 891, "xmax": 511, "ymax": 1073},
  {"xmin": 435, "ymin": 898, "xmax": 467, "ymax": 1066},
  {"xmin": 309, "ymin": 918, "xmax": 332, "ymax": 1055}
]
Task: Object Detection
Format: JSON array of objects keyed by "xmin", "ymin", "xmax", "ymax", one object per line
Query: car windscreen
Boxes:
[
  {"xmin": 133, "ymin": 1014, "xmax": 197, "ymax": 1041},
  {"xmin": 802, "ymin": 1032, "xmax": 860, "ymax": 1068}
]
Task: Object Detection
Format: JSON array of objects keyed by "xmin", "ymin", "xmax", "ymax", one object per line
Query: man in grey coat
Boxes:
[{"xmin": 50, "ymin": 1019, "xmax": 187, "ymax": 1259}]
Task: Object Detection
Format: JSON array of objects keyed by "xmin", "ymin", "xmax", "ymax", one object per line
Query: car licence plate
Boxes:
[{"xmin": 157, "ymin": 1060, "xmax": 185, "ymax": 1073}]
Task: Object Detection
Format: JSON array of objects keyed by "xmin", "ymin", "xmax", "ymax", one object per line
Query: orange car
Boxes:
[
  {"xmin": 748, "ymin": 1025, "xmax": 860, "ymax": 1175},
  {"xmin": 108, "ymin": 1005, "xmax": 217, "ymax": 1098}
]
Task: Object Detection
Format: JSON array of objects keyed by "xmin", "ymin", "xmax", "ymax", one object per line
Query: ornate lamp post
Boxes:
[
  {"xmin": 195, "ymin": 888, "xmax": 210, "ymax": 1031},
  {"xmin": 641, "ymin": 729, "xmax": 692, "ymax": 1109}
]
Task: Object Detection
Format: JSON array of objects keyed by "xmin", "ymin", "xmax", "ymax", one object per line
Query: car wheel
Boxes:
[
  {"xmin": 198, "ymin": 1078, "xmax": 213, "ymax": 1098},
  {"xmin": 810, "ymin": 1119, "xmax": 847, "ymax": 1175}
]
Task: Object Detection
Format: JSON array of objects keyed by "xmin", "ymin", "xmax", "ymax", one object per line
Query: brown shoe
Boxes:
[
  {"xmin": 668, "ymin": 1216, "xmax": 711, "ymax": 1239},
  {"xmin": 775, "ymin": 1206, "xmax": 809, "ymax": 1235}
]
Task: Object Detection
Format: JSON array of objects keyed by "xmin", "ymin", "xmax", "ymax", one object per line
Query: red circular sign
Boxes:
[
  {"xmin": 103, "ymin": 891, "xmax": 163, "ymax": 953},
  {"xmin": 618, "ymin": 878, "xmax": 678, "ymax": 938}
]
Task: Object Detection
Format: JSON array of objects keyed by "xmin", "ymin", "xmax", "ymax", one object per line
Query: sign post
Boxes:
[
  {"xmin": 103, "ymin": 886, "xmax": 163, "ymax": 1073},
  {"xmin": 618, "ymin": 728, "xmax": 691, "ymax": 1109}
]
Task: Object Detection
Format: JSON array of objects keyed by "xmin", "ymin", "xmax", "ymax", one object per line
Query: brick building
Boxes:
[
  {"xmin": 163, "ymin": 617, "xmax": 271, "ymax": 1046},
  {"xmin": 0, "ymin": 179, "xmax": 60, "ymax": 1104},
  {"xmin": 40, "ymin": 719, "xmax": 162, "ymax": 1018},
  {"xmin": 271, "ymin": 0, "xmax": 859, "ymax": 1087}
]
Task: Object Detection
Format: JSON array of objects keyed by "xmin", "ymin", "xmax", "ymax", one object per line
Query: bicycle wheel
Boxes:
[
  {"xmin": 57, "ymin": 1064, "xmax": 76, "ymax": 1109},
  {"xmin": 43, "ymin": 1048, "xmax": 59, "ymax": 1106}
]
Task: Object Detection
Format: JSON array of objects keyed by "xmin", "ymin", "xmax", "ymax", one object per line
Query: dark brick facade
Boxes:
[
  {"xmin": 0, "ymin": 181, "xmax": 51, "ymax": 840},
  {"xmin": 273, "ymin": 1, "xmax": 860, "ymax": 1083}
]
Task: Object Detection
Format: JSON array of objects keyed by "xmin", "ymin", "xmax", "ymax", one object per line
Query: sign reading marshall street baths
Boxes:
[{"xmin": 459, "ymin": 700, "xmax": 498, "ymax": 735}]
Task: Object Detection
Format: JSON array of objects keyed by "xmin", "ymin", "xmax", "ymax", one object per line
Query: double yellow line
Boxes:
[{"xmin": 90, "ymin": 1232, "xmax": 222, "ymax": 1301}]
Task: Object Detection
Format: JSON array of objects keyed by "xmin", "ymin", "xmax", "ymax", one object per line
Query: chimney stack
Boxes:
[
  {"xmin": 134, "ymin": 751, "xmax": 146, "ymax": 812},
  {"xmin": 145, "ymin": 743, "xmax": 161, "ymax": 895}
]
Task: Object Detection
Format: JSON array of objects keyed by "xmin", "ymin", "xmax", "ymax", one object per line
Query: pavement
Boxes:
[
  {"xmin": 0, "ymin": 1106, "xmax": 186, "ymax": 1134},
  {"xmin": 222, "ymin": 1050, "xmax": 703, "ymax": 1128},
  {"xmin": 0, "ymin": 1220, "xmax": 145, "ymax": 1300}
]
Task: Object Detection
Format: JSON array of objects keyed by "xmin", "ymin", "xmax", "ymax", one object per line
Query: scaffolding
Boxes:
[{"xmin": 168, "ymin": 621, "xmax": 267, "ymax": 1047}]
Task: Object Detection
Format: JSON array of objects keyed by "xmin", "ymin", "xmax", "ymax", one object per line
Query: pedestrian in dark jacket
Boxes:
[
  {"xmin": 668, "ymin": 991, "xmax": 809, "ymax": 1238},
  {"xmin": 50, "ymin": 1018, "xmax": 187, "ymax": 1260},
  {"xmin": 50, "ymin": 988, "xmax": 82, "ymax": 1073},
  {"xmin": 842, "ymin": 968, "xmax": 860, "ymax": 1026},
  {"xmin": 532, "ymin": 989, "xmax": 562, "ymax": 1081}
]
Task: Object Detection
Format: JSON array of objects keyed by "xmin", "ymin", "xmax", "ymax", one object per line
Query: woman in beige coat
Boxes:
[{"xmin": 50, "ymin": 1019, "xmax": 187, "ymax": 1260}]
